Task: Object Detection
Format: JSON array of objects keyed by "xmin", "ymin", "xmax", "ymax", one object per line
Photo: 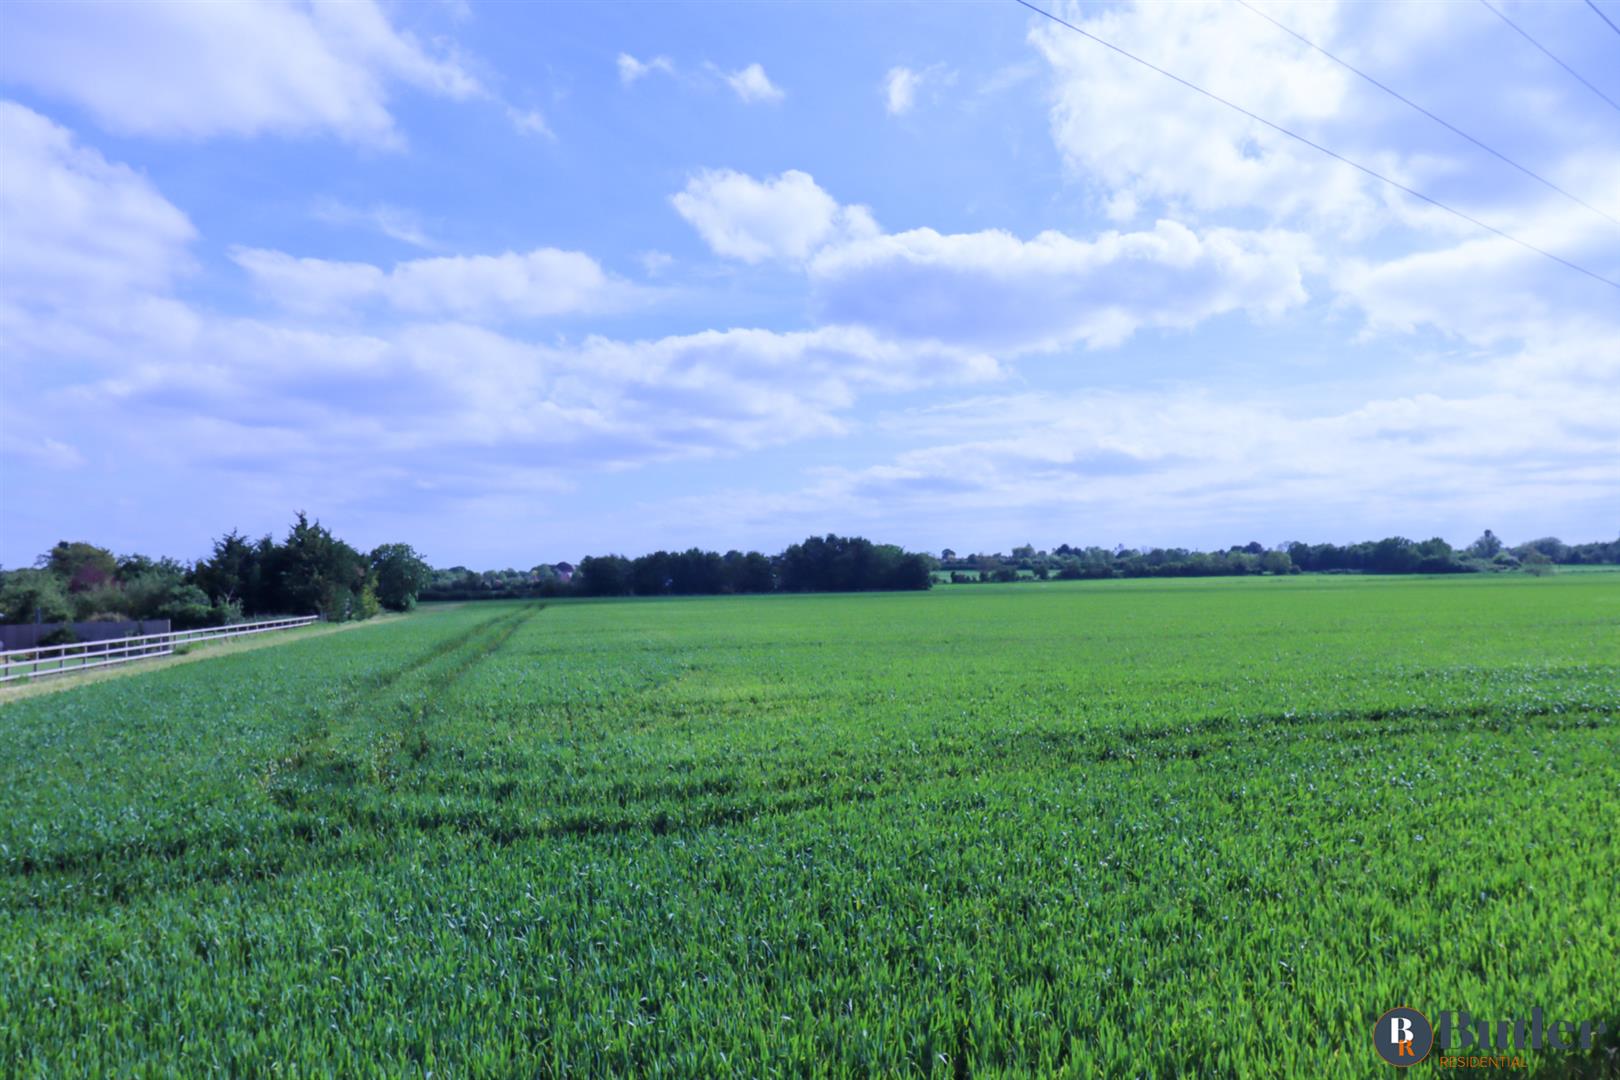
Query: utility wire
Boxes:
[
  {"xmin": 1013, "ymin": 0, "xmax": 1620, "ymax": 292},
  {"xmin": 1585, "ymin": 0, "xmax": 1620, "ymax": 39},
  {"xmin": 1478, "ymin": 0, "xmax": 1620, "ymax": 113},
  {"xmin": 1235, "ymin": 0, "xmax": 1619, "ymax": 229}
]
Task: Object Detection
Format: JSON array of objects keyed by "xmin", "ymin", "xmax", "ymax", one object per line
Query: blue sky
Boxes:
[{"xmin": 2, "ymin": 0, "xmax": 1617, "ymax": 569}]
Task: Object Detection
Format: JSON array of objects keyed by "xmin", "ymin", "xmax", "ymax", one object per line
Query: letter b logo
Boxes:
[{"xmin": 1374, "ymin": 1007, "xmax": 1433, "ymax": 1067}]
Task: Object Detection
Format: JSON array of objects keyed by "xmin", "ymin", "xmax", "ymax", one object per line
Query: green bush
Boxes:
[
  {"xmin": 0, "ymin": 568, "xmax": 72, "ymax": 623},
  {"xmin": 37, "ymin": 625, "xmax": 79, "ymax": 647}
]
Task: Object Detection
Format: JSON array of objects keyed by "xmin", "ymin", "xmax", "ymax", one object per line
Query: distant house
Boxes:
[{"xmin": 554, "ymin": 561, "xmax": 575, "ymax": 583}]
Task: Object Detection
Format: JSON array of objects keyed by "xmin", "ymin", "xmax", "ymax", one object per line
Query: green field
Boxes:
[{"xmin": 2, "ymin": 575, "xmax": 1617, "ymax": 1076}]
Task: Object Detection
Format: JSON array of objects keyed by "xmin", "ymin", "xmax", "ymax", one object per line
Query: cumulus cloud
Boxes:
[
  {"xmin": 0, "ymin": 114, "xmax": 999, "ymax": 509},
  {"xmin": 618, "ymin": 53, "xmax": 674, "ymax": 85},
  {"xmin": 232, "ymin": 246, "xmax": 634, "ymax": 320},
  {"xmin": 1334, "ymin": 197, "xmax": 1620, "ymax": 348},
  {"xmin": 229, "ymin": 249, "xmax": 386, "ymax": 315},
  {"xmin": 1026, "ymin": 0, "xmax": 1620, "ymax": 250},
  {"xmin": 1030, "ymin": 0, "xmax": 1362, "ymax": 223},
  {"xmin": 672, "ymin": 169, "xmax": 878, "ymax": 263},
  {"xmin": 0, "ymin": 0, "xmax": 482, "ymax": 147},
  {"xmin": 810, "ymin": 220, "xmax": 1312, "ymax": 351},
  {"xmin": 722, "ymin": 62, "xmax": 784, "ymax": 104},
  {"xmin": 672, "ymin": 168, "xmax": 1313, "ymax": 349},
  {"xmin": 44, "ymin": 317, "xmax": 1001, "ymax": 513},
  {"xmin": 0, "ymin": 102, "xmax": 195, "ymax": 304}
]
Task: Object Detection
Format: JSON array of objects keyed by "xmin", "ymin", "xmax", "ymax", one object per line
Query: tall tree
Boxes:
[
  {"xmin": 370, "ymin": 543, "xmax": 430, "ymax": 612},
  {"xmin": 43, "ymin": 541, "xmax": 118, "ymax": 592}
]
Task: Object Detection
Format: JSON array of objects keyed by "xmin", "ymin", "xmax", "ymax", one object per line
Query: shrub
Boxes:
[
  {"xmin": 353, "ymin": 584, "xmax": 382, "ymax": 621},
  {"xmin": 38, "ymin": 626, "xmax": 79, "ymax": 647},
  {"xmin": 0, "ymin": 568, "xmax": 72, "ymax": 623}
]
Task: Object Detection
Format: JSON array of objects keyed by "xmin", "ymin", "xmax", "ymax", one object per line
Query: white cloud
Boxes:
[
  {"xmin": 672, "ymin": 168, "xmax": 1313, "ymax": 349},
  {"xmin": 1335, "ymin": 197, "xmax": 1620, "ymax": 349},
  {"xmin": 311, "ymin": 199, "xmax": 435, "ymax": 248},
  {"xmin": 672, "ymin": 169, "xmax": 878, "ymax": 264},
  {"xmin": 618, "ymin": 53, "xmax": 674, "ymax": 85},
  {"xmin": 811, "ymin": 220, "xmax": 1312, "ymax": 351},
  {"xmin": 232, "ymin": 246, "xmax": 633, "ymax": 321},
  {"xmin": 677, "ymin": 355, "xmax": 1620, "ymax": 547},
  {"xmin": 882, "ymin": 64, "xmax": 953, "ymax": 116},
  {"xmin": 1030, "ymin": 0, "xmax": 1365, "ymax": 223},
  {"xmin": 0, "ymin": 102, "xmax": 195, "ymax": 305},
  {"xmin": 229, "ymin": 249, "xmax": 386, "ymax": 315},
  {"xmin": 388, "ymin": 250, "xmax": 618, "ymax": 320},
  {"xmin": 723, "ymin": 63, "xmax": 784, "ymax": 104},
  {"xmin": 0, "ymin": 0, "xmax": 481, "ymax": 146},
  {"xmin": 0, "ymin": 118, "xmax": 996, "ymax": 512},
  {"xmin": 43, "ymin": 315, "xmax": 1002, "ymax": 507},
  {"xmin": 884, "ymin": 67, "xmax": 921, "ymax": 115},
  {"xmin": 506, "ymin": 106, "xmax": 553, "ymax": 139},
  {"xmin": 638, "ymin": 251, "xmax": 675, "ymax": 277}
]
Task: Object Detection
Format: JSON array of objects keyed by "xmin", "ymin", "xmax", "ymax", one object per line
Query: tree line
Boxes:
[
  {"xmin": 0, "ymin": 514, "xmax": 429, "ymax": 629},
  {"xmin": 5, "ymin": 523, "xmax": 1612, "ymax": 630},
  {"xmin": 0, "ymin": 526, "xmax": 936, "ymax": 628},
  {"xmin": 938, "ymin": 531, "xmax": 1618, "ymax": 582},
  {"xmin": 422, "ymin": 534, "xmax": 934, "ymax": 600}
]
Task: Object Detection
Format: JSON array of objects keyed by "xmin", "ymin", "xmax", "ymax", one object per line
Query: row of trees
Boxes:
[
  {"xmin": 938, "ymin": 531, "xmax": 1618, "ymax": 582},
  {"xmin": 0, "ymin": 515, "xmax": 430, "ymax": 628},
  {"xmin": 417, "ymin": 535, "xmax": 936, "ymax": 601},
  {"xmin": 576, "ymin": 535, "xmax": 932, "ymax": 597},
  {"xmin": 420, "ymin": 565, "xmax": 575, "ymax": 602},
  {"xmin": 6, "ymin": 523, "xmax": 1611, "ymax": 627}
]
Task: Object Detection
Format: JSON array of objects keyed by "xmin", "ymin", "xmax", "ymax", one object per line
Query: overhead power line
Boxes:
[
  {"xmin": 1585, "ymin": 0, "xmax": 1620, "ymax": 39},
  {"xmin": 1234, "ymin": 0, "xmax": 1619, "ymax": 230},
  {"xmin": 1012, "ymin": 0, "xmax": 1620, "ymax": 292},
  {"xmin": 1478, "ymin": 0, "xmax": 1620, "ymax": 113}
]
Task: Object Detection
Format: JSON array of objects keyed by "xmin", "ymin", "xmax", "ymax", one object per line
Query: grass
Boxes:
[{"xmin": 1, "ymin": 575, "xmax": 1616, "ymax": 1076}]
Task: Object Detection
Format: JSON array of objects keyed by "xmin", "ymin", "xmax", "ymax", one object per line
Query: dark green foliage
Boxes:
[
  {"xmin": 35, "ymin": 625, "xmax": 78, "ymax": 646},
  {"xmin": 576, "ymin": 553, "xmax": 632, "ymax": 596},
  {"xmin": 192, "ymin": 515, "xmax": 377, "ymax": 621},
  {"xmin": 275, "ymin": 512, "xmax": 371, "ymax": 619},
  {"xmin": 369, "ymin": 543, "xmax": 430, "ymax": 612},
  {"xmin": 3, "ymin": 516, "xmax": 384, "ymax": 629},
  {"xmin": 44, "ymin": 541, "xmax": 118, "ymax": 592},
  {"xmin": 438, "ymin": 538, "xmax": 926, "ymax": 601},
  {"xmin": 0, "ymin": 568, "xmax": 72, "ymax": 623},
  {"xmin": 193, "ymin": 530, "xmax": 257, "ymax": 606},
  {"xmin": 777, "ymin": 534, "xmax": 933, "ymax": 592},
  {"xmin": 944, "ymin": 533, "xmax": 1620, "ymax": 584}
]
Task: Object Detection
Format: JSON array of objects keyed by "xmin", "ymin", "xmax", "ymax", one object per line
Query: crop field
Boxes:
[{"xmin": 1, "ymin": 575, "xmax": 1617, "ymax": 1076}]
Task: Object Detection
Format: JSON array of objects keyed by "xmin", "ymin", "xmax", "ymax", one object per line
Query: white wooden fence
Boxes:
[{"xmin": 0, "ymin": 616, "xmax": 318, "ymax": 683}]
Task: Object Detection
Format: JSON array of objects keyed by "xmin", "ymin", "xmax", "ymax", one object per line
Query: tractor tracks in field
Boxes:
[
  {"xmin": 259, "ymin": 696, "xmax": 1620, "ymax": 856},
  {"xmin": 2, "ymin": 604, "xmax": 545, "ymax": 904},
  {"xmin": 9, "ymin": 628, "xmax": 1614, "ymax": 913},
  {"xmin": 267, "ymin": 603, "xmax": 540, "ymax": 804}
]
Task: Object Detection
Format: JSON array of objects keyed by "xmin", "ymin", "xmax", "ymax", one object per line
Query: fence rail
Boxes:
[{"xmin": 0, "ymin": 616, "xmax": 319, "ymax": 683}]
